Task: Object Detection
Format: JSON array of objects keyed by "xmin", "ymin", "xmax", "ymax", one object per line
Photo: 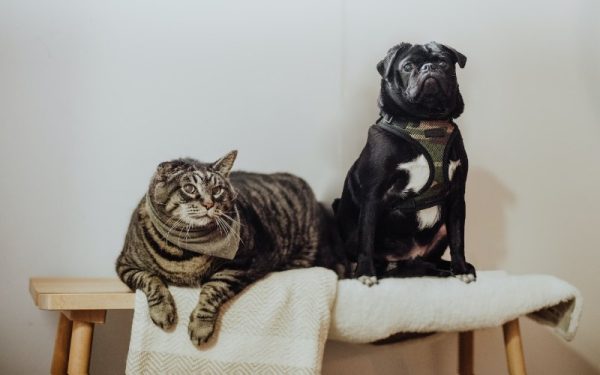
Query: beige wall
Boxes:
[{"xmin": 1, "ymin": 1, "xmax": 598, "ymax": 373}]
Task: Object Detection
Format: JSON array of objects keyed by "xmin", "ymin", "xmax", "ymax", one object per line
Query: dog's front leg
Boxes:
[
  {"xmin": 356, "ymin": 193, "xmax": 380, "ymax": 286},
  {"xmin": 446, "ymin": 194, "xmax": 476, "ymax": 283}
]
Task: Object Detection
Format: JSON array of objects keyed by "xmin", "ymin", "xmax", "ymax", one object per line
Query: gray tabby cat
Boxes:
[{"xmin": 116, "ymin": 151, "xmax": 343, "ymax": 345}]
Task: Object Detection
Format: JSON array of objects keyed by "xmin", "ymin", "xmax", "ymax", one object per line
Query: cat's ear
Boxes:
[
  {"xmin": 212, "ymin": 150, "xmax": 237, "ymax": 177},
  {"xmin": 153, "ymin": 182, "xmax": 168, "ymax": 203},
  {"xmin": 155, "ymin": 160, "xmax": 183, "ymax": 180},
  {"xmin": 152, "ymin": 160, "xmax": 180, "ymax": 202}
]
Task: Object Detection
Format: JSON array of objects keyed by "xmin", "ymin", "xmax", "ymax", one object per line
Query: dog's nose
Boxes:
[{"xmin": 421, "ymin": 63, "xmax": 435, "ymax": 72}]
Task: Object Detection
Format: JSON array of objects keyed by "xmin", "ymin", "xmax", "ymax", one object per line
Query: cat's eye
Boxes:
[
  {"xmin": 183, "ymin": 184, "xmax": 196, "ymax": 194},
  {"xmin": 402, "ymin": 63, "xmax": 414, "ymax": 72},
  {"xmin": 213, "ymin": 187, "xmax": 224, "ymax": 197}
]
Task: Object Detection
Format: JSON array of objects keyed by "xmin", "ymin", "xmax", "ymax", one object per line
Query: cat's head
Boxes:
[{"xmin": 148, "ymin": 151, "xmax": 238, "ymax": 229}]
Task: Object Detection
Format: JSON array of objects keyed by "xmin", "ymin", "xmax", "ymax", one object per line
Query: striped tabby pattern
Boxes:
[{"xmin": 116, "ymin": 151, "xmax": 342, "ymax": 345}]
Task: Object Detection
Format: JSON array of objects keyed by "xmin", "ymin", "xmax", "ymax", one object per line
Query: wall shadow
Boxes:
[
  {"xmin": 465, "ymin": 167, "xmax": 515, "ymax": 269},
  {"xmin": 520, "ymin": 319, "xmax": 599, "ymax": 374},
  {"xmin": 90, "ymin": 310, "xmax": 133, "ymax": 375}
]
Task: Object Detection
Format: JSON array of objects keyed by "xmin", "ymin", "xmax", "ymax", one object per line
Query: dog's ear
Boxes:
[
  {"xmin": 377, "ymin": 43, "xmax": 412, "ymax": 82},
  {"xmin": 444, "ymin": 44, "xmax": 467, "ymax": 68},
  {"xmin": 428, "ymin": 42, "xmax": 467, "ymax": 69}
]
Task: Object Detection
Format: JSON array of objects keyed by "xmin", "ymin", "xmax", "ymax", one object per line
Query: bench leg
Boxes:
[
  {"xmin": 52, "ymin": 310, "xmax": 106, "ymax": 375},
  {"xmin": 458, "ymin": 330, "xmax": 474, "ymax": 375},
  {"xmin": 51, "ymin": 313, "xmax": 73, "ymax": 375},
  {"xmin": 503, "ymin": 318, "xmax": 527, "ymax": 375},
  {"xmin": 67, "ymin": 320, "xmax": 95, "ymax": 374}
]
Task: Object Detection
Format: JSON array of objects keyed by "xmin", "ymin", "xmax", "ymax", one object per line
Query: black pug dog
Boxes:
[{"xmin": 333, "ymin": 42, "xmax": 476, "ymax": 286}]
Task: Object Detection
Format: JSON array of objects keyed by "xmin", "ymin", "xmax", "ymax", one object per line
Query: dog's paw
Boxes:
[
  {"xmin": 149, "ymin": 300, "xmax": 177, "ymax": 330},
  {"xmin": 188, "ymin": 316, "xmax": 216, "ymax": 346},
  {"xmin": 452, "ymin": 261, "xmax": 476, "ymax": 283},
  {"xmin": 358, "ymin": 275, "xmax": 378, "ymax": 287},
  {"xmin": 454, "ymin": 273, "xmax": 476, "ymax": 283}
]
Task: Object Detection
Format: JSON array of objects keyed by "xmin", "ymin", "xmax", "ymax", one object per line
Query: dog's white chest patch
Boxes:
[
  {"xmin": 416, "ymin": 205, "xmax": 442, "ymax": 230},
  {"xmin": 397, "ymin": 154, "xmax": 430, "ymax": 194},
  {"xmin": 448, "ymin": 159, "xmax": 461, "ymax": 181}
]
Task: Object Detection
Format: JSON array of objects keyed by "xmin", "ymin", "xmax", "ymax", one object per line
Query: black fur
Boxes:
[{"xmin": 333, "ymin": 42, "xmax": 476, "ymax": 284}]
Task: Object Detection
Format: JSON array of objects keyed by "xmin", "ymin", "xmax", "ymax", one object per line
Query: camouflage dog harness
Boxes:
[{"xmin": 377, "ymin": 114, "xmax": 461, "ymax": 211}]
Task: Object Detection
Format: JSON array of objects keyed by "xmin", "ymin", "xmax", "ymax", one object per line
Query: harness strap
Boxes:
[{"xmin": 376, "ymin": 115, "xmax": 458, "ymax": 211}]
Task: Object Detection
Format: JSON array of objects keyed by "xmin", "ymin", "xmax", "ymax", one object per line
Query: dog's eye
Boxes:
[
  {"xmin": 402, "ymin": 63, "xmax": 414, "ymax": 72},
  {"xmin": 438, "ymin": 61, "xmax": 449, "ymax": 69},
  {"xmin": 183, "ymin": 184, "xmax": 196, "ymax": 194}
]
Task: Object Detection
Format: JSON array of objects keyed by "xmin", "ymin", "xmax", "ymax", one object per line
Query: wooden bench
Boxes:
[
  {"xmin": 30, "ymin": 277, "xmax": 527, "ymax": 375},
  {"xmin": 30, "ymin": 278, "xmax": 134, "ymax": 374}
]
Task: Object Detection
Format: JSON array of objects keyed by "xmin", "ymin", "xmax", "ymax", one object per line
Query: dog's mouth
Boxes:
[
  {"xmin": 404, "ymin": 73, "xmax": 452, "ymax": 104},
  {"xmin": 415, "ymin": 74, "xmax": 446, "ymax": 97},
  {"xmin": 421, "ymin": 77, "xmax": 440, "ymax": 94}
]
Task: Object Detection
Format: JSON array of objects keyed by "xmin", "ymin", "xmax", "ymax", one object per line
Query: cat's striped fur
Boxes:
[{"xmin": 116, "ymin": 151, "xmax": 344, "ymax": 345}]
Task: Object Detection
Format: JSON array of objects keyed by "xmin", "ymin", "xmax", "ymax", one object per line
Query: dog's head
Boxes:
[{"xmin": 377, "ymin": 42, "xmax": 466, "ymax": 120}]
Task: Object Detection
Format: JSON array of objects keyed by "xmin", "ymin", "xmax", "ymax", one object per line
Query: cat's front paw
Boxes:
[
  {"xmin": 188, "ymin": 316, "xmax": 216, "ymax": 346},
  {"xmin": 149, "ymin": 300, "xmax": 177, "ymax": 330}
]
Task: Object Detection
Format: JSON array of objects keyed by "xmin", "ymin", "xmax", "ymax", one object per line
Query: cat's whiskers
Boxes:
[
  {"xmin": 215, "ymin": 216, "xmax": 228, "ymax": 236},
  {"xmin": 216, "ymin": 216, "xmax": 236, "ymax": 241},
  {"xmin": 165, "ymin": 217, "xmax": 185, "ymax": 244},
  {"xmin": 162, "ymin": 215, "xmax": 177, "ymax": 226},
  {"xmin": 214, "ymin": 209, "xmax": 244, "ymax": 244},
  {"xmin": 216, "ymin": 215, "xmax": 244, "ymax": 245},
  {"xmin": 188, "ymin": 223, "xmax": 195, "ymax": 241},
  {"xmin": 215, "ymin": 217, "xmax": 227, "ymax": 236},
  {"xmin": 182, "ymin": 223, "xmax": 193, "ymax": 248},
  {"xmin": 181, "ymin": 220, "xmax": 196, "ymax": 247},
  {"xmin": 216, "ymin": 209, "xmax": 245, "ymax": 228},
  {"xmin": 156, "ymin": 215, "xmax": 179, "ymax": 243}
]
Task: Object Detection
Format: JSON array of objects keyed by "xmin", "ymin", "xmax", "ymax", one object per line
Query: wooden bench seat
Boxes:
[
  {"xmin": 30, "ymin": 278, "xmax": 134, "ymax": 310},
  {"xmin": 30, "ymin": 278, "xmax": 135, "ymax": 374},
  {"xmin": 30, "ymin": 277, "xmax": 527, "ymax": 375}
]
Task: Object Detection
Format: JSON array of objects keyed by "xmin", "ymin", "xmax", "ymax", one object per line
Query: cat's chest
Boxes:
[
  {"xmin": 150, "ymin": 252, "xmax": 214, "ymax": 285},
  {"xmin": 141, "ymin": 222, "xmax": 216, "ymax": 284}
]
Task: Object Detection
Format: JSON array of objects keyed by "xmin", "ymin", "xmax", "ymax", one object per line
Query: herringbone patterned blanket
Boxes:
[
  {"xmin": 127, "ymin": 269, "xmax": 582, "ymax": 374},
  {"xmin": 126, "ymin": 268, "xmax": 337, "ymax": 375}
]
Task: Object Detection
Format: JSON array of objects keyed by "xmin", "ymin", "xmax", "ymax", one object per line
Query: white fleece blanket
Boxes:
[
  {"xmin": 127, "ymin": 269, "xmax": 581, "ymax": 374},
  {"xmin": 329, "ymin": 270, "xmax": 582, "ymax": 343},
  {"xmin": 126, "ymin": 268, "xmax": 337, "ymax": 375}
]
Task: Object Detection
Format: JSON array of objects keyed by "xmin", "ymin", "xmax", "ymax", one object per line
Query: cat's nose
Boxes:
[{"xmin": 203, "ymin": 199, "xmax": 214, "ymax": 209}]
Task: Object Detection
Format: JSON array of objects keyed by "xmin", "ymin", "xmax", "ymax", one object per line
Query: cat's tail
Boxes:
[{"xmin": 316, "ymin": 202, "xmax": 351, "ymax": 279}]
